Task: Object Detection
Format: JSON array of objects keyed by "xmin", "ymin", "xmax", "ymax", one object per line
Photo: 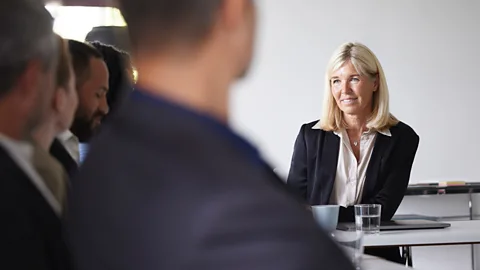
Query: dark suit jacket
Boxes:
[
  {"xmin": 0, "ymin": 146, "xmax": 71, "ymax": 270},
  {"xmin": 287, "ymin": 120, "xmax": 419, "ymax": 264},
  {"xmin": 67, "ymin": 90, "xmax": 354, "ymax": 270},
  {"xmin": 50, "ymin": 138, "xmax": 78, "ymax": 178},
  {"xmin": 287, "ymin": 120, "xmax": 420, "ymax": 222}
]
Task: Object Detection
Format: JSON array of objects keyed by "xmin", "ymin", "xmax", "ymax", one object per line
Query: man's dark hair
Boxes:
[
  {"xmin": 85, "ymin": 26, "xmax": 131, "ymax": 54},
  {"xmin": 117, "ymin": 0, "xmax": 222, "ymax": 50},
  {"xmin": 89, "ymin": 41, "xmax": 133, "ymax": 114},
  {"xmin": 0, "ymin": 0, "xmax": 57, "ymax": 98},
  {"xmin": 67, "ymin": 40, "xmax": 103, "ymax": 89}
]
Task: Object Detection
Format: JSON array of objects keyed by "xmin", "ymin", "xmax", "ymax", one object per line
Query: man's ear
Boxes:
[
  {"xmin": 52, "ymin": 88, "xmax": 66, "ymax": 114},
  {"xmin": 220, "ymin": 0, "xmax": 247, "ymax": 31}
]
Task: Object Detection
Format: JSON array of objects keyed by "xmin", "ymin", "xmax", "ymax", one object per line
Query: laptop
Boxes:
[{"xmin": 336, "ymin": 219, "xmax": 451, "ymax": 231}]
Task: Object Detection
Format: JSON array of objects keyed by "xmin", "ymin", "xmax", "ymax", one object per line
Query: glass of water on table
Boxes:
[{"xmin": 354, "ymin": 204, "xmax": 381, "ymax": 234}]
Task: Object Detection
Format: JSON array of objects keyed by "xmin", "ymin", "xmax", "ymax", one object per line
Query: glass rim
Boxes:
[
  {"xmin": 311, "ymin": 205, "xmax": 340, "ymax": 208},
  {"xmin": 354, "ymin": 204, "xmax": 381, "ymax": 208}
]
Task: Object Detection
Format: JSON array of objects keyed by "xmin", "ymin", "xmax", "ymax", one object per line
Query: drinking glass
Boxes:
[{"xmin": 354, "ymin": 204, "xmax": 381, "ymax": 234}]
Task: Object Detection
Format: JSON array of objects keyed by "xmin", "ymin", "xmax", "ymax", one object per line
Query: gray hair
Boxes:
[{"xmin": 0, "ymin": 0, "xmax": 57, "ymax": 97}]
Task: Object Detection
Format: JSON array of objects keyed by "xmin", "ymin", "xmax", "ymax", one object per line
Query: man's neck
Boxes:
[
  {"xmin": 0, "ymin": 108, "xmax": 27, "ymax": 141},
  {"xmin": 135, "ymin": 51, "xmax": 233, "ymax": 124}
]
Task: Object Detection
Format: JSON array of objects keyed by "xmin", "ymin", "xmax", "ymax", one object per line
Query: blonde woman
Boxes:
[
  {"xmin": 32, "ymin": 34, "xmax": 78, "ymax": 210},
  {"xmin": 287, "ymin": 42, "xmax": 419, "ymax": 263}
]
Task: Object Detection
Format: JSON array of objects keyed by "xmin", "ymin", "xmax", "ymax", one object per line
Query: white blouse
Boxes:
[{"xmin": 312, "ymin": 122, "xmax": 391, "ymax": 207}]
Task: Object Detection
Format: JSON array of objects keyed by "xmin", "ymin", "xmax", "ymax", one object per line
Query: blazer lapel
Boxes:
[
  {"xmin": 362, "ymin": 133, "xmax": 394, "ymax": 201},
  {"xmin": 317, "ymin": 132, "xmax": 340, "ymax": 204}
]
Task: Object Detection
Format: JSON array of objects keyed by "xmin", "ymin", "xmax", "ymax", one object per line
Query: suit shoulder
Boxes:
[
  {"xmin": 392, "ymin": 121, "xmax": 419, "ymax": 141},
  {"xmin": 295, "ymin": 120, "xmax": 331, "ymax": 141},
  {"xmin": 303, "ymin": 119, "xmax": 321, "ymax": 129},
  {"xmin": 299, "ymin": 120, "xmax": 325, "ymax": 134}
]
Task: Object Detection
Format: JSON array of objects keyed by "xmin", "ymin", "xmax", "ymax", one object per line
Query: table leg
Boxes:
[
  {"xmin": 402, "ymin": 246, "xmax": 413, "ymax": 267},
  {"xmin": 469, "ymin": 192, "xmax": 476, "ymax": 270}
]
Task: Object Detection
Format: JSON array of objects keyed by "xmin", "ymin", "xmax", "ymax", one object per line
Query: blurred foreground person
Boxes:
[
  {"xmin": 0, "ymin": 1, "xmax": 72, "ymax": 269},
  {"xmin": 67, "ymin": 1, "xmax": 354, "ymax": 269}
]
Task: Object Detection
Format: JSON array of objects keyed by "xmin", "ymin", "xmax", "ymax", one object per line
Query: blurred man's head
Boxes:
[
  {"xmin": 117, "ymin": 0, "xmax": 256, "ymax": 81},
  {"xmin": 68, "ymin": 40, "xmax": 109, "ymax": 142},
  {"xmin": 0, "ymin": 0, "xmax": 58, "ymax": 140}
]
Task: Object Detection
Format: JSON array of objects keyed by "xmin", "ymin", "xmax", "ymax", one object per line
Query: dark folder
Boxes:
[{"xmin": 337, "ymin": 219, "xmax": 451, "ymax": 232}]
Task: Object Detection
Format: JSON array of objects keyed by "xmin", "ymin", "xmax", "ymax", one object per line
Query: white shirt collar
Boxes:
[
  {"xmin": 311, "ymin": 120, "xmax": 322, "ymax": 130},
  {"xmin": 57, "ymin": 129, "xmax": 76, "ymax": 142},
  {"xmin": 56, "ymin": 130, "xmax": 80, "ymax": 163},
  {"xmin": 311, "ymin": 120, "xmax": 392, "ymax": 137},
  {"xmin": 376, "ymin": 129, "xmax": 392, "ymax": 137}
]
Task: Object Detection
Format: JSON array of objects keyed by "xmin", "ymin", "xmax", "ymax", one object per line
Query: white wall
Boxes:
[{"xmin": 231, "ymin": 0, "xmax": 480, "ymax": 183}]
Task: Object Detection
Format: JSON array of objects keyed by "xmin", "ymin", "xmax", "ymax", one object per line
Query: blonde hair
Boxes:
[
  {"xmin": 55, "ymin": 34, "xmax": 73, "ymax": 90},
  {"xmin": 320, "ymin": 42, "xmax": 398, "ymax": 131}
]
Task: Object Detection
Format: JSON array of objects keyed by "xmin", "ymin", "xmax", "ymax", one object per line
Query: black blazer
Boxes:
[
  {"xmin": 66, "ymin": 91, "xmax": 355, "ymax": 270},
  {"xmin": 287, "ymin": 120, "xmax": 419, "ymax": 222},
  {"xmin": 50, "ymin": 138, "xmax": 78, "ymax": 178},
  {"xmin": 0, "ymin": 146, "xmax": 72, "ymax": 270}
]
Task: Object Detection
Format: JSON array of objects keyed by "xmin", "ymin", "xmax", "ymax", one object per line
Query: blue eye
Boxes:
[
  {"xmin": 332, "ymin": 79, "xmax": 341, "ymax": 84},
  {"xmin": 351, "ymin": 77, "xmax": 360, "ymax": 82}
]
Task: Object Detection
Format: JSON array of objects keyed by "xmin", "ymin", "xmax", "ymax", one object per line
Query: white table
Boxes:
[
  {"xmin": 362, "ymin": 220, "xmax": 480, "ymax": 267},
  {"xmin": 362, "ymin": 255, "xmax": 418, "ymax": 270}
]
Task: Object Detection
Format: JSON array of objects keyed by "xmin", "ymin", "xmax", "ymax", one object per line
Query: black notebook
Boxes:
[{"xmin": 336, "ymin": 219, "xmax": 451, "ymax": 231}]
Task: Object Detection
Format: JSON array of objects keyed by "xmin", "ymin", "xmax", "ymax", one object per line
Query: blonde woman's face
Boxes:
[{"xmin": 330, "ymin": 61, "xmax": 377, "ymax": 117}]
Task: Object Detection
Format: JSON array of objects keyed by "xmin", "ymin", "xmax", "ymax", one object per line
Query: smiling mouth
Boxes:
[{"xmin": 341, "ymin": 98, "xmax": 358, "ymax": 104}]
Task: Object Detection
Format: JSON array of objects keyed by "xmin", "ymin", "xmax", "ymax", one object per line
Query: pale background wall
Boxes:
[{"xmin": 231, "ymin": 0, "xmax": 480, "ymax": 184}]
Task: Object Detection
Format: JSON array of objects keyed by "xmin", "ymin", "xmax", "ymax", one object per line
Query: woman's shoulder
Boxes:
[
  {"xmin": 391, "ymin": 121, "xmax": 419, "ymax": 141},
  {"xmin": 300, "ymin": 119, "xmax": 324, "ymax": 132},
  {"xmin": 302, "ymin": 119, "xmax": 321, "ymax": 129},
  {"xmin": 298, "ymin": 120, "xmax": 332, "ymax": 136}
]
